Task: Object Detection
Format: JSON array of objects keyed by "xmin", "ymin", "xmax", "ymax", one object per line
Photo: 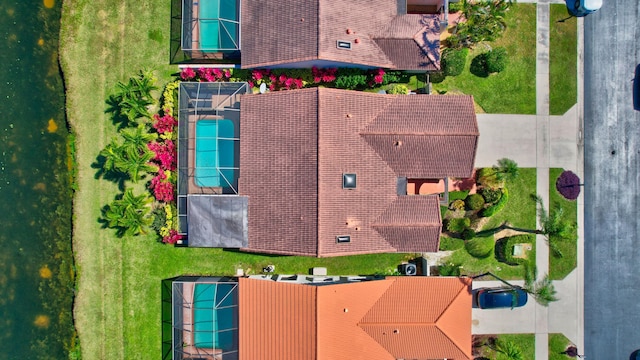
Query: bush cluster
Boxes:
[
  {"xmin": 470, "ymin": 47, "xmax": 508, "ymax": 77},
  {"xmin": 495, "ymin": 234, "xmax": 533, "ymax": 265},
  {"xmin": 446, "ymin": 217, "xmax": 471, "ymax": 233},
  {"xmin": 480, "ymin": 187, "xmax": 502, "ymax": 204},
  {"xmin": 481, "ymin": 187, "xmax": 509, "ymax": 217},
  {"xmin": 465, "ymin": 236, "xmax": 495, "ymax": 258},
  {"xmin": 388, "ymin": 84, "xmax": 409, "ymax": 95},
  {"xmin": 477, "ymin": 168, "xmax": 504, "ymax": 189},
  {"xmin": 465, "ymin": 193, "xmax": 485, "ymax": 211},
  {"xmin": 442, "ymin": 48, "xmax": 468, "ymax": 76},
  {"xmin": 450, "ymin": 199, "xmax": 466, "ymax": 211}
]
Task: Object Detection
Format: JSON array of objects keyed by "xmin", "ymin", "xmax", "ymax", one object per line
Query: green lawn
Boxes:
[
  {"xmin": 549, "ymin": 5, "xmax": 578, "ymax": 115},
  {"xmin": 433, "ymin": 4, "xmax": 537, "ymax": 114},
  {"xmin": 441, "ymin": 169, "xmax": 537, "ymax": 279},
  {"xmin": 549, "ymin": 333, "xmax": 575, "ymax": 359},
  {"xmin": 474, "ymin": 334, "xmax": 536, "ymax": 359},
  {"xmin": 549, "ymin": 168, "xmax": 578, "ymax": 280}
]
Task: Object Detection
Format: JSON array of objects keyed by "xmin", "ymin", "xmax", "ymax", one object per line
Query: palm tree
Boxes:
[
  {"xmin": 131, "ymin": 69, "xmax": 158, "ymax": 100},
  {"xmin": 113, "ymin": 145, "xmax": 157, "ymax": 183},
  {"xmin": 99, "ymin": 139, "xmax": 127, "ymax": 174},
  {"xmin": 493, "ymin": 339, "xmax": 524, "ymax": 360},
  {"xmin": 450, "ymin": 0, "xmax": 512, "ymax": 48},
  {"xmin": 493, "ymin": 158, "xmax": 520, "ymax": 182},
  {"xmin": 103, "ymin": 189, "xmax": 153, "ymax": 237},
  {"xmin": 523, "ymin": 262, "xmax": 559, "ymax": 306},
  {"xmin": 120, "ymin": 125, "xmax": 157, "ymax": 152}
]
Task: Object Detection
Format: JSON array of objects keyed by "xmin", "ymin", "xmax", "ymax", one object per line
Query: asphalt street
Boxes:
[{"xmin": 583, "ymin": 0, "xmax": 640, "ymax": 358}]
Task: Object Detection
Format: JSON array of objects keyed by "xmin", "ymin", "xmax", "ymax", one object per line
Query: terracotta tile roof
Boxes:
[
  {"xmin": 238, "ymin": 278, "xmax": 317, "ymax": 360},
  {"xmin": 238, "ymin": 276, "xmax": 473, "ymax": 360},
  {"xmin": 240, "ymin": 0, "xmax": 440, "ymax": 70},
  {"xmin": 239, "ymin": 88, "xmax": 478, "ymax": 256}
]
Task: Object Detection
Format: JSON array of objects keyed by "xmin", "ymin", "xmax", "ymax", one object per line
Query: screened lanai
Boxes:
[
  {"xmin": 177, "ymin": 82, "xmax": 249, "ymax": 247},
  {"xmin": 171, "ymin": 277, "xmax": 239, "ymax": 360},
  {"xmin": 181, "ymin": 0, "xmax": 240, "ymax": 58}
]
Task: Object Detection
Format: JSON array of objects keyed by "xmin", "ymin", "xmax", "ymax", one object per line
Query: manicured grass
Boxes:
[
  {"xmin": 549, "ymin": 333, "xmax": 575, "ymax": 359},
  {"xmin": 474, "ymin": 334, "xmax": 536, "ymax": 359},
  {"xmin": 549, "ymin": 168, "xmax": 578, "ymax": 280},
  {"xmin": 484, "ymin": 168, "xmax": 538, "ymax": 231},
  {"xmin": 433, "ymin": 4, "xmax": 537, "ymax": 114},
  {"xmin": 60, "ymin": 2, "xmax": 419, "ymax": 358},
  {"xmin": 441, "ymin": 168, "xmax": 537, "ymax": 279},
  {"xmin": 550, "ymin": 5, "xmax": 578, "ymax": 115}
]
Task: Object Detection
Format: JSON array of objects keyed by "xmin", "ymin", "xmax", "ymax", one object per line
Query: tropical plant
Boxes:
[
  {"xmin": 493, "ymin": 339, "xmax": 524, "ymax": 360},
  {"xmin": 448, "ymin": 0, "xmax": 513, "ymax": 49},
  {"xmin": 120, "ymin": 125, "xmax": 157, "ymax": 152},
  {"xmin": 493, "ymin": 158, "xmax": 519, "ymax": 182},
  {"xmin": 480, "ymin": 187, "xmax": 502, "ymax": 204},
  {"xmin": 523, "ymin": 262, "xmax": 559, "ymax": 306},
  {"xmin": 103, "ymin": 189, "xmax": 153, "ymax": 237},
  {"xmin": 110, "ymin": 71, "xmax": 158, "ymax": 127},
  {"xmin": 99, "ymin": 136, "xmax": 158, "ymax": 183}
]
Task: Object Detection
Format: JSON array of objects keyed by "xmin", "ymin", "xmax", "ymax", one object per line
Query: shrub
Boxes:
[
  {"xmin": 382, "ymin": 71, "xmax": 405, "ymax": 85},
  {"xmin": 335, "ymin": 68, "xmax": 368, "ymax": 89},
  {"xmin": 486, "ymin": 47, "xmax": 508, "ymax": 73},
  {"xmin": 440, "ymin": 236, "xmax": 465, "ymax": 251},
  {"xmin": 448, "ymin": 190, "xmax": 470, "ymax": 202},
  {"xmin": 450, "ymin": 199, "xmax": 465, "ymax": 211},
  {"xmin": 470, "ymin": 53, "xmax": 489, "ymax": 78},
  {"xmin": 429, "ymin": 71, "xmax": 446, "ymax": 83},
  {"xmin": 461, "ymin": 228, "xmax": 476, "ymax": 240},
  {"xmin": 480, "ymin": 187, "xmax": 502, "ymax": 204},
  {"xmin": 442, "ymin": 48, "xmax": 468, "ymax": 76},
  {"xmin": 438, "ymin": 263, "xmax": 462, "ymax": 276},
  {"xmin": 465, "ymin": 236, "xmax": 495, "ymax": 258},
  {"xmin": 449, "ymin": 2, "xmax": 463, "ymax": 12},
  {"xmin": 481, "ymin": 187, "xmax": 509, "ymax": 217},
  {"xmin": 388, "ymin": 84, "xmax": 409, "ymax": 95},
  {"xmin": 446, "ymin": 217, "xmax": 471, "ymax": 233},
  {"xmin": 556, "ymin": 170, "xmax": 581, "ymax": 200},
  {"xmin": 495, "ymin": 234, "xmax": 533, "ymax": 265},
  {"xmin": 477, "ymin": 168, "xmax": 504, "ymax": 189},
  {"xmin": 465, "ymin": 193, "xmax": 485, "ymax": 211}
]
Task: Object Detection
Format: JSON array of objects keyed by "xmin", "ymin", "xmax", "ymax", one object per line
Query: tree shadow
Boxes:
[
  {"xmin": 91, "ymin": 154, "xmax": 129, "ymax": 191},
  {"xmin": 105, "ymin": 94, "xmax": 132, "ymax": 130},
  {"xmin": 633, "ymin": 64, "xmax": 640, "ymax": 111}
]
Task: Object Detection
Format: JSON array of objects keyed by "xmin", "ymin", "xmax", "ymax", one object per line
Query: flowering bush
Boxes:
[
  {"xmin": 249, "ymin": 69, "xmax": 304, "ymax": 91},
  {"xmin": 311, "ymin": 66, "xmax": 337, "ymax": 84},
  {"xmin": 148, "ymin": 140, "xmax": 176, "ymax": 171},
  {"xmin": 161, "ymin": 81, "xmax": 180, "ymax": 116},
  {"xmin": 556, "ymin": 170, "xmax": 581, "ymax": 200},
  {"xmin": 180, "ymin": 67, "xmax": 196, "ymax": 81},
  {"xmin": 152, "ymin": 114, "xmax": 177, "ymax": 134},
  {"xmin": 159, "ymin": 204, "xmax": 183, "ymax": 244},
  {"xmin": 150, "ymin": 170, "xmax": 175, "ymax": 202},
  {"xmin": 369, "ymin": 68, "xmax": 385, "ymax": 86},
  {"xmin": 163, "ymin": 229, "xmax": 183, "ymax": 244}
]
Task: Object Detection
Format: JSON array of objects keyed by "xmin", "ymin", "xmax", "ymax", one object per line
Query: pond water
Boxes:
[{"xmin": 0, "ymin": 0, "xmax": 75, "ymax": 358}]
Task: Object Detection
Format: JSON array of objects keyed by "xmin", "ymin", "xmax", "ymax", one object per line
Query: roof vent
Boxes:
[
  {"xmin": 336, "ymin": 235, "xmax": 351, "ymax": 243},
  {"xmin": 337, "ymin": 40, "xmax": 352, "ymax": 50},
  {"xmin": 343, "ymin": 173, "xmax": 357, "ymax": 189}
]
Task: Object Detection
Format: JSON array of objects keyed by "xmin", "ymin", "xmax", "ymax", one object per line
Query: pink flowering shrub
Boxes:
[
  {"xmin": 150, "ymin": 175, "xmax": 175, "ymax": 202},
  {"xmin": 369, "ymin": 68, "xmax": 386, "ymax": 86},
  {"xmin": 147, "ymin": 140, "xmax": 176, "ymax": 171},
  {"xmin": 248, "ymin": 69, "xmax": 303, "ymax": 91},
  {"xmin": 312, "ymin": 66, "xmax": 337, "ymax": 84},
  {"xmin": 162, "ymin": 229, "xmax": 184, "ymax": 244},
  {"xmin": 180, "ymin": 67, "xmax": 196, "ymax": 81},
  {"xmin": 152, "ymin": 113, "xmax": 177, "ymax": 134}
]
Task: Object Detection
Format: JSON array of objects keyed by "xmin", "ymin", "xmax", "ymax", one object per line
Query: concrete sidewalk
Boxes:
[{"xmin": 470, "ymin": 1, "xmax": 585, "ymax": 359}]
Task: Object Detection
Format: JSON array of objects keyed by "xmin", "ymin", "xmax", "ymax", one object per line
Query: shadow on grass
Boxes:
[
  {"xmin": 92, "ymin": 154, "xmax": 129, "ymax": 192},
  {"xmin": 105, "ymin": 94, "xmax": 135, "ymax": 131}
]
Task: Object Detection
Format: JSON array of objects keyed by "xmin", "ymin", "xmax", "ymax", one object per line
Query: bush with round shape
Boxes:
[
  {"xmin": 465, "ymin": 236, "xmax": 495, "ymax": 258},
  {"xmin": 470, "ymin": 53, "xmax": 489, "ymax": 78},
  {"xmin": 388, "ymin": 84, "xmax": 409, "ymax": 95},
  {"xmin": 556, "ymin": 170, "xmax": 581, "ymax": 200},
  {"xmin": 495, "ymin": 234, "xmax": 533, "ymax": 265},
  {"xmin": 461, "ymin": 228, "xmax": 476, "ymax": 240},
  {"xmin": 450, "ymin": 199, "xmax": 466, "ymax": 211},
  {"xmin": 486, "ymin": 47, "xmax": 508, "ymax": 73},
  {"xmin": 480, "ymin": 187, "xmax": 502, "ymax": 204},
  {"xmin": 446, "ymin": 217, "xmax": 471, "ymax": 233},
  {"xmin": 481, "ymin": 187, "xmax": 509, "ymax": 217},
  {"xmin": 465, "ymin": 193, "xmax": 485, "ymax": 211},
  {"xmin": 442, "ymin": 48, "xmax": 468, "ymax": 77}
]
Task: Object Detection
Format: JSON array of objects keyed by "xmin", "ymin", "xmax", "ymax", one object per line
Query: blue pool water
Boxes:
[
  {"xmin": 195, "ymin": 119, "xmax": 235, "ymax": 187},
  {"xmin": 199, "ymin": 0, "xmax": 239, "ymax": 51},
  {"xmin": 192, "ymin": 283, "xmax": 237, "ymax": 350}
]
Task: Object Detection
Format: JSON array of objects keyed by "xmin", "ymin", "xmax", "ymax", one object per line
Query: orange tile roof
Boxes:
[{"xmin": 238, "ymin": 276, "xmax": 473, "ymax": 360}]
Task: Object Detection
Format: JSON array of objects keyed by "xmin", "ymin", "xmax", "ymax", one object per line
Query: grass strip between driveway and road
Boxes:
[
  {"xmin": 549, "ymin": 4, "xmax": 578, "ymax": 116},
  {"xmin": 549, "ymin": 168, "xmax": 578, "ymax": 280},
  {"xmin": 549, "ymin": 333, "xmax": 576, "ymax": 359}
]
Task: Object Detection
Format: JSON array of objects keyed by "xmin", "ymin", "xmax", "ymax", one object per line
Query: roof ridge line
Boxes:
[
  {"xmin": 434, "ymin": 285, "xmax": 473, "ymax": 360},
  {"xmin": 358, "ymin": 322, "xmax": 437, "ymax": 326}
]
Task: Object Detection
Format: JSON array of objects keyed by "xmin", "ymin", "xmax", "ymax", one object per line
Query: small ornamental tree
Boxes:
[
  {"xmin": 442, "ymin": 48, "xmax": 468, "ymax": 76},
  {"xmin": 556, "ymin": 170, "xmax": 581, "ymax": 200},
  {"xmin": 466, "ymin": 193, "xmax": 486, "ymax": 211}
]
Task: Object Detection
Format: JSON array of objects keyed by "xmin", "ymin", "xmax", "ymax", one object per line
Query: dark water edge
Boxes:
[{"xmin": 0, "ymin": 0, "xmax": 76, "ymax": 359}]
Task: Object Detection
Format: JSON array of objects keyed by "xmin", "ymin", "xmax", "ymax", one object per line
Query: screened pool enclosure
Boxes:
[
  {"xmin": 181, "ymin": 0, "xmax": 240, "ymax": 58},
  {"xmin": 169, "ymin": 277, "xmax": 239, "ymax": 360}
]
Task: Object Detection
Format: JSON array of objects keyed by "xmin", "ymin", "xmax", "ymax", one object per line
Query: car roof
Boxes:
[
  {"xmin": 583, "ymin": 0, "xmax": 603, "ymax": 11},
  {"xmin": 479, "ymin": 287, "xmax": 528, "ymax": 308}
]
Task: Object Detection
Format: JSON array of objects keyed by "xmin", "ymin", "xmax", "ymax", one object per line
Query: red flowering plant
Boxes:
[
  {"xmin": 150, "ymin": 171, "xmax": 175, "ymax": 202},
  {"xmin": 163, "ymin": 229, "xmax": 184, "ymax": 244},
  {"xmin": 152, "ymin": 113, "xmax": 177, "ymax": 134},
  {"xmin": 180, "ymin": 67, "xmax": 197, "ymax": 81},
  {"xmin": 368, "ymin": 68, "xmax": 386, "ymax": 86},
  {"xmin": 311, "ymin": 66, "xmax": 337, "ymax": 84},
  {"xmin": 147, "ymin": 140, "xmax": 176, "ymax": 171}
]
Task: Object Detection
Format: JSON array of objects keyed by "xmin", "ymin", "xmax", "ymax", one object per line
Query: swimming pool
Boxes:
[
  {"xmin": 192, "ymin": 283, "xmax": 237, "ymax": 350},
  {"xmin": 199, "ymin": 0, "xmax": 239, "ymax": 52},
  {"xmin": 195, "ymin": 119, "xmax": 236, "ymax": 188}
]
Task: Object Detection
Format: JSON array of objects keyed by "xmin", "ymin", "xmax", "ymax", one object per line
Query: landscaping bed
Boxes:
[{"xmin": 473, "ymin": 334, "xmax": 535, "ymax": 360}]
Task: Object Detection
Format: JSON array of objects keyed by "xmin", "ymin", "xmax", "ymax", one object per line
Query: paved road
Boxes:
[{"xmin": 584, "ymin": 0, "xmax": 640, "ymax": 358}]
